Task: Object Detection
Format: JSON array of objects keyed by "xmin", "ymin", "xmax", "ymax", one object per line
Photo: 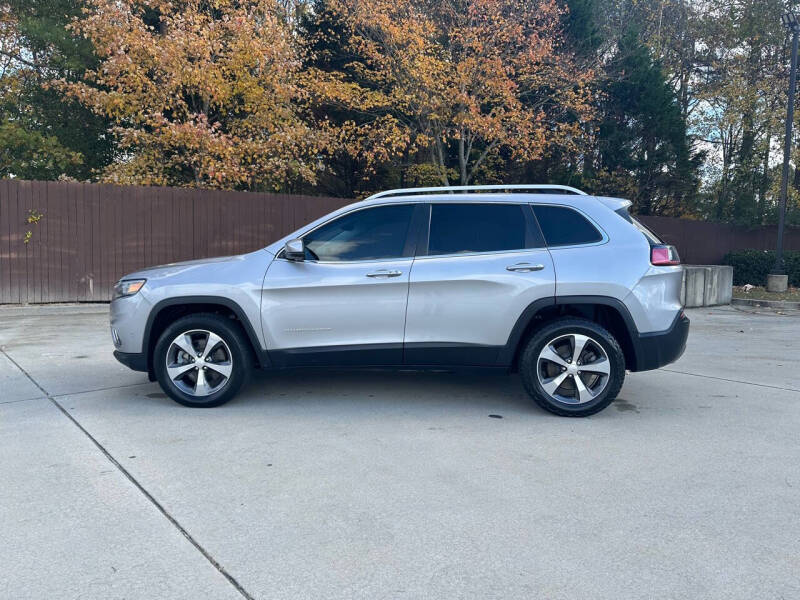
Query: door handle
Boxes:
[
  {"xmin": 366, "ymin": 269, "xmax": 403, "ymax": 278},
  {"xmin": 506, "ymin": 263, "xmax": 545, "ymax": 272}
]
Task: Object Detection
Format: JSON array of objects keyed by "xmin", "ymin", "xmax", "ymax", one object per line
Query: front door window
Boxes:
[{"xmin": 303, "ymin": 204, "xmax": 415, "ymax": 261}]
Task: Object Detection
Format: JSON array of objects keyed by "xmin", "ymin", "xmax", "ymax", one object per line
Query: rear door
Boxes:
[{"xmin": 403, "ymin": 202, "xmax": 555, "ymax": 366}]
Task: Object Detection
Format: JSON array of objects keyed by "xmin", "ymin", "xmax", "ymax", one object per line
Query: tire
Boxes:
[
  {"xmin": 153, "ymin": 313, "xmax": 252, "ymax": 408},
  {"xmin": 519, "ymin": 318, "xmax": 625, "ymax": 417}
]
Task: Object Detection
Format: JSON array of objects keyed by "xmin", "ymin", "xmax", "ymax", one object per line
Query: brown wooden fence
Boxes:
[
  {"xmin": 0, "ymin": 180, "xmax": 350, "ymax": 303},
  {"xmin": 1, "ymin": 179, "xmax": 798, "ymax": 303},
  {"xmin": 636, "ymin": 215, "xmax": 800, "ymax": 265}
]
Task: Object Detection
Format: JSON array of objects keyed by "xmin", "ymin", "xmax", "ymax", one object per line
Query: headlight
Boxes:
[{"xmin": 113, "ymin": 279, "xmax": 146, "ymax": 300}]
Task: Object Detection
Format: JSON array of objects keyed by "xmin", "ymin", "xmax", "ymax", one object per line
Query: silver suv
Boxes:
[{"xmin": 110, "ymin": 185, "xmax": 689, "ymax": 417}]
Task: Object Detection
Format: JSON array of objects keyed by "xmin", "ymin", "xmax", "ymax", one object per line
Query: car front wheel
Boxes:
[
  {"xmin": 520, "ymin": 318, "xmax": 625, "ymax": 417},
  {"xmin": 153, "ymin": 313, "xmax": 251, "ymax": 408}
]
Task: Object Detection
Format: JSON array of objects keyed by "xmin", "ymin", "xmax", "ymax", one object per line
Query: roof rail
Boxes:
[{"xmin": 366, "ymin": 184, "xmax": 587, "ymax": 201}]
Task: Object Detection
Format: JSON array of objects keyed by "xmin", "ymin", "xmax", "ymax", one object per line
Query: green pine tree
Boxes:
[
  {"xmin": 594, "ymin": 28, "xmax": 702, "ymax": 215},
  {"xmin": 1, "ymin": 0, "xmax": 114, "ymax": 180}
]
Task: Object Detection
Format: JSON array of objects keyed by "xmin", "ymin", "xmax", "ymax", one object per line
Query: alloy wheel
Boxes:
[
  {"xmin": 536, "ymin": 333, "xmax": 611, "ymax": 404},
  {"xmin": 165, "ymin": 329, "xmax": 233, "ymax": 397}
]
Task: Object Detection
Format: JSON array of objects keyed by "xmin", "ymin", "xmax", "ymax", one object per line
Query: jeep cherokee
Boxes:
[{"xmin": 110, "ymin": 185, "xmax": 689, "ymax": 417}]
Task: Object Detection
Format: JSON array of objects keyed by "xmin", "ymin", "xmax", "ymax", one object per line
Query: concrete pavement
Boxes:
[{"xmin": 0, "ymin": 304, "xmax": 798, "ymax": 599}]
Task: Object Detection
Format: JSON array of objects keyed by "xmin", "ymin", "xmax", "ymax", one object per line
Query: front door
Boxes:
[
  {"xmin": 404, "ymin": 202, "xmax": 556, "ymax": 366},
  {"xmin": 262, "ymin": 203, "xmax": 420, "ymax": 367}
]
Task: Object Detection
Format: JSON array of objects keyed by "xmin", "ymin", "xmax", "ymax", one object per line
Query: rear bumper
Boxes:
[
  {"xmin": 113, "ymin": 350, "xmax": 148, "ymax": 372},
  {"xmin": 631, "ymin": 312, "xmax": 689, "ymax": 372}
]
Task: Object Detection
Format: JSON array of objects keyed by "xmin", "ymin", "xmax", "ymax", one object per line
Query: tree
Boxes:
[
  {"xmin": 308, "ymin": 0, "xmax": 594, "ymax": 187},
  {"xmin": 62, "ymin": 0, "xmax": 323, "ymax": 190},
  {"xmin": 0, "ymin": 0, "xmax": 110, "ymax": 179},
  {"xmin": 299, "ymin": 0, "xmax": 410, "ymax": 197},
  {"xmin": 691, "ymin": 0, "xmax": 791, "ymax": 225},
  {"xmin": 592, "ymin": 28, "xmax": 702, "ymax": 215}
]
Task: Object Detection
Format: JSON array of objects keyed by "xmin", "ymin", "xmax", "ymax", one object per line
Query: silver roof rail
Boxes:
[{"xmin": 365, "ymin": 184, "xmax": 587, "ymax": 201}]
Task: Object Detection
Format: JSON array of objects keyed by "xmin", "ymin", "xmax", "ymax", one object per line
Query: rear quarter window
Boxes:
[{"xmin": 532, "ymin": 205, "xmax": 603, "ymax": 247}]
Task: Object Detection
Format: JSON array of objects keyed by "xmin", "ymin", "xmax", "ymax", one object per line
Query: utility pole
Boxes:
[{"xmin": 770, "ymin": 12, "xmax": 800, "ymax": 292}]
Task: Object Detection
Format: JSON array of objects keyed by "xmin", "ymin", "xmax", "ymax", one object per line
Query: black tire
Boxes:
[
  {"xmin": 519, "ymin": 318, "xmax": 625, "ymax": 417},
  {"xmin": 153, "ymin": 313, "xmax": 252, "ymax": 408}
]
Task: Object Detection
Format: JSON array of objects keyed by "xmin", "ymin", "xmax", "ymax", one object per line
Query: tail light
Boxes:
[{"xmin": 651, "ymin": 244, "xmax": 680, "ymax": 266}]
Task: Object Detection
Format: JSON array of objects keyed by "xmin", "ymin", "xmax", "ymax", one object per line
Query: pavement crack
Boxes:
[
  {"xmin": 660, "ymin": 367, "xmax": 800, "ymax": 393},
  {"xmin": 0, "ymin": 396, "xmax": 46, "ymax": 405},
  {"xmin": 0, "ymin": 348, "xmax": 256, "ymax": 600}
]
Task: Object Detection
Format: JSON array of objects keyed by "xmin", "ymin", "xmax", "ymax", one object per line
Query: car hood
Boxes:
[{"xmin": 120, "ymin": 250, "xmax": 272, "ymax": 282}]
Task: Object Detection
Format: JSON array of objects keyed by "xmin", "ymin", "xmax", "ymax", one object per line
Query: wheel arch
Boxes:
[
  {"xmin": 502, "ymin": 295, "xmax": 640, "ymax": 371},
  {"xmin": 143, "ymin": 296, "xmax": 267, "ymax": 378}
]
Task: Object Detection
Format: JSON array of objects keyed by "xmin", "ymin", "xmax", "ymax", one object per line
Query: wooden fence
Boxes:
[
  {"xmin": 0, "ymin": 179, "xmax": 798, "ymax": 303},
  {"xmin": 0, "ymin": 180, "xmax": 349, "ymax": 303},
  {"xmin": 635, "ymin": 215, "xmax": 800, "ymax": 266}
]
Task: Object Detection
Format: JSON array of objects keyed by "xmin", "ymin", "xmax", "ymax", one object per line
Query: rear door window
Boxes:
[
  {"xmin": 532, "ymin": 205, "xmax": 603, "ymax": 247},
  {"xmin": 427, "ymin": 203, "xmax": 529, "ymax": 255}
]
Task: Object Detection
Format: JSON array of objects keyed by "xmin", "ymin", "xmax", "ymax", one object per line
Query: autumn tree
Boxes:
[
  {"xmin": 308, "ymin": 0, "xmax": 594, "ymax": 188},
  {"xmin": 63, "ymin": 0, "xmax": 322, "ymax": 190}
]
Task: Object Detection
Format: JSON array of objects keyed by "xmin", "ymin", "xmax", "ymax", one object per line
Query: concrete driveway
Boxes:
[{"xmin": 1, "ymin": 304, "xmax": 798, "ymax": 600}]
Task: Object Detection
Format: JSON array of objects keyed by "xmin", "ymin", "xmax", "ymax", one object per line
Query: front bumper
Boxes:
[
  {"xmin": 110, "ymin": 294, "xmax": 150, "ymax": 354},
  {"xmin": 631, "ymin": 312, "xmax": 690, "ymax": 372},
  {"xmin": 113, "ymin": 350, "xmax": 148, "ymax": 372}
]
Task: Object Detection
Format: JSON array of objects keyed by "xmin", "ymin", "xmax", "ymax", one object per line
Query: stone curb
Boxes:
[{"xmin": 731, "ymin": 297, "xmax": 800, "ymax": 309}]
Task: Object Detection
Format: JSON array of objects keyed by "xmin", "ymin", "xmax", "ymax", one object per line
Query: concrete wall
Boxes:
[{"xmin": 681, "ymin": 265, "xmax": 733, "ymax": 308}]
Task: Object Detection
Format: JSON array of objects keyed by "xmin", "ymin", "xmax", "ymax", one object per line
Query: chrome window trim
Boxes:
[{"xmin": 413, "ymin": 247, "xmax": 547, "ymax": 261}]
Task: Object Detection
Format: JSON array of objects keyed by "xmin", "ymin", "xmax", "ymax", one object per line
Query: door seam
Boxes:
[{"xmin": 401, "ymin": 257, "xmax": 415, "ymax": 364}]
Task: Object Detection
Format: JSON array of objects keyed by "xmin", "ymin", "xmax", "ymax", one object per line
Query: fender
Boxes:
[
  {"xmin": 497, "ymin": 297, "xmax": 556, "ymax": 366},
  {"xmin": 143, "ymin": 295, "xmax": 271, "ymax": 373},
  {"xmin": 555, "ymin": 295, "xmax": 640, "ymax": 336},
  {"xmin": 497, "ymin": 295, "xmax": 644, "ymax": 369}
]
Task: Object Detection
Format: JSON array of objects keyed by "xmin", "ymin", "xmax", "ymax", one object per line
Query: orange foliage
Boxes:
[
  {"xmin": 62, "ymin": 0, "xmax": 322, "ymax": 190},
  {"xmin": 313, "ymin": 0, "xmax": 595, "ymax": 185}
]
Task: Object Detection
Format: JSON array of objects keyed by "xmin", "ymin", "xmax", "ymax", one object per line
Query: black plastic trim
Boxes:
[
  {"xmin": 270, "ymin": 343, "xmax": 402, "ymax": 368},
  {"xmin": 142, "ymin": 296, "xmax": 269, "ymax": 372},
  {"xmin": 414, "ymin": 203, "xmax": 431, "ymax": 257},
  {"xmin": 522, "ymin": 204, "xmax": 547, "ymax": 248},
  {"xmin": 113, "ymin": 350, "xmax": 147, "ymax": 372},
  {"xmin": 269, "ymin": 342, "xmax": 509, "ymax": 371},
  {"xmin": 553, "ymin": 295, "xmax": 688, "ymax": 372},
  {"xmin": 496, "ymin": 297, "xmax": 557, "ymax": 366},
  {"xmin": 634, "ymin": 311, "xmax": 689, "ymax": 371},
  {"xmin": 404, "ymin": 342, "xmax": 501, "ymax": 366},
  {"xmin": 407, "ymin": 203, "xmax": 430, "ymax": 258}
]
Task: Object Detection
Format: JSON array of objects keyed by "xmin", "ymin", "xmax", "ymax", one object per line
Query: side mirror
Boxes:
[{"xmin": 284, "ymin": 239, "xmax": 305, "ymax": 261}]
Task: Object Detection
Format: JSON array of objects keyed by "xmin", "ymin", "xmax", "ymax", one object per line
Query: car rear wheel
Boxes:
[
  {"xmin": 153, "ymin": 313, "xmax": 251, "ymax": 407},
  {"xmin": 520, "ymin": 318, "xmax": 625, "ymax": 417}
]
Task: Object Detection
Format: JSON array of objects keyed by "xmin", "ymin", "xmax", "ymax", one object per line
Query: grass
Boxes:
[{"xmin": 732, "ymin": 285, "xmax": 800, "ymax": 302}]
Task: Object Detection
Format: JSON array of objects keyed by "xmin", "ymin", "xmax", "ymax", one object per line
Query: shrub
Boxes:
[{"xmin": 722, "ymin": 249, "xmax": 800, "ymax": 287}]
